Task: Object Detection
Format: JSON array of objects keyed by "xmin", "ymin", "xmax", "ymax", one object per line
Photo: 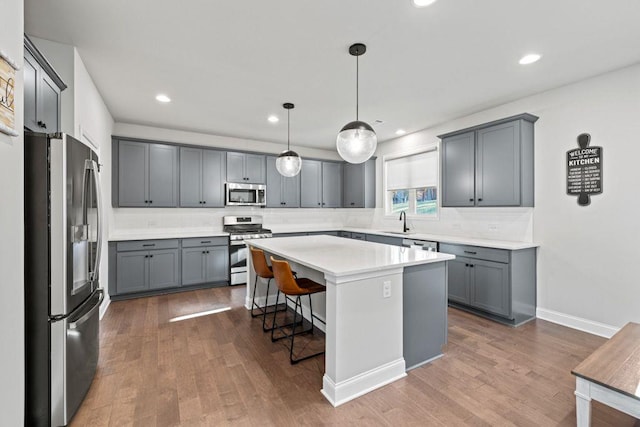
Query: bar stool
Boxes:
[
  {"xmin": 270, "ymin": 256, "xmax": 326, "ymax": 364},
  {"xmin": 249, "ymin": 246, "xmax": 289, "ymax": 332}
]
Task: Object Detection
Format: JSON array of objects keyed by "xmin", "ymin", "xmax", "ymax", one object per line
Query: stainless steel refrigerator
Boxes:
[{"xmin": 24, "ymin": 132, "xmax": 104, "ymax": 426}]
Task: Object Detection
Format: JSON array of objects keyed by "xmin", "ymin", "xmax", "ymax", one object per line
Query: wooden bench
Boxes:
[{"xmin": 571, "ymin": 322, "xmax": 640, "ymax": 426}]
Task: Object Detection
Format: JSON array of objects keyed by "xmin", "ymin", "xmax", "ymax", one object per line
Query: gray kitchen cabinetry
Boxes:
[
  {"xmin": 113, "ymin": 240, "xmax": 180, "ymax": 295},
  {"xmin": 226, "ymin": 152, "xmax": 266, "ymax": 184},
  {"xmin": 181, "ymin": 237, "xmax": 229, "ymax": 286},
  {"xmin": 343, "ymin": 159, "xmax": 376, "ymax": 208},
  {"xmin": 180, "ymin": 147, "xmax": 226, "ymax": 207},
  {"xmin": 24, "ymin": 35, "xmax": 66, "ymax": 134},
  {"xmin": 266, "ymin": 156, "xmax": 300, "ymax": 208},
  {"xmin": 365, "ymin": 234, "xmax": 403, "ymax": 246},
  {"xmin": 440, "ymin": 243, "xmax": 536, "ymax": 326},
  {"xmin": 113, "ymin": 139, "xmax": 179, "ymax": 207},
  {"xmin": 300, "ymin": 160, "xmax": 343, "ymax": 208},
  {"xmin": 440, "ymin": 113, "xmax": 537, "ymax": 207}
]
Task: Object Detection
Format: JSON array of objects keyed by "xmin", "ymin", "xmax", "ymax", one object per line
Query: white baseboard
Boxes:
[
  {"xmin": 536, "ymin": 307, "xmax": 619, "ymax": 338},
  {"xmin": 321, "ymin": 358, "xmax": 407, "ymax": 407},
  {"xmin": 99, "ymin": 293, "xmax": 111, "ymax": 320}
]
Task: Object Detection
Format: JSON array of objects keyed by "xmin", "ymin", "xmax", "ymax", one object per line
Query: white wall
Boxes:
[
  {"xmin": 0, "ymin": 1, "xmax": 24, "ymax": 424},
  {"xmin": 377, "ymin": 64, "xmax": 640, "ymax": 335}
]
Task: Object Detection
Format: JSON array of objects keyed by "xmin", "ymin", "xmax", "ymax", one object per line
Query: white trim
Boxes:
[
  {"xmin": 536, "ymin": 307, "xmax": 619, "ymax": 338},
  {"xmin": 321, "ymin": 358, "xmax": 407, "ymax": 407},
  {"xmin": 0, "ymin": 50, "xmax": 20, "ymax": 70},
  {"xmin": 99, "ymin": 293, "xmax": 111, "ymax": 320},
  {"xmin": 79, "ymin": 125, "xmax": 99, "ymax": 151}
]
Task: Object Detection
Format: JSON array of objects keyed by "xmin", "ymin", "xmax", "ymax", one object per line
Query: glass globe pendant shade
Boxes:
[
  {"xmin": 336, "ymin": 120, "xmax": 377, "ymax": 164},
  {"xmin": 275, "ymin": 150, "xmax": 302, "ymax": 177}
]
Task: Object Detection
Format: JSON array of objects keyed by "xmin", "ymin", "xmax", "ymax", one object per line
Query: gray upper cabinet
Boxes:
[
  {"xmin": 226, "ymin": 152, "xmax": 265, "ymax": 183},
  {"xmin": 24, "ymin": 36, "xmax": 66, "ymax": 134},
  {"xmin": 180, "ymin": 147, "xmax": 226, "ymax": 207},
  {"xmin": 115, "ymin": 139, "xmax": 178, "ymax": 207},
  {"xmin": 266, "ymin": 156, "xmax": 300, "ymax": 208},
  {"xmin": 440, "ymin": 113, "xmax": 537, "ymax": 207},
  {"xmin": 300, "ymin": 160, "xmax": 342, "ymax": 208},
  {"xmin": 322, "ymin": 162, "xmax": 343, "ymax": 208},
  {"xmin": 343, "ymin": 159, "xmax": 376, "ymax": 208},
  {"xmin": 301, "ymin": 159, "xmax": 323, "ymax": 207}
]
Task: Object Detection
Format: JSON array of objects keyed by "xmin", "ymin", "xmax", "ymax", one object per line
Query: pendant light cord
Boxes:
[
  {"xmin": 287, "ymin": 108, "xmax": 291, "ymax": 150},
  {"xmin": 356, "ymin": 54, "xmax": 359, "ymax": 121}
]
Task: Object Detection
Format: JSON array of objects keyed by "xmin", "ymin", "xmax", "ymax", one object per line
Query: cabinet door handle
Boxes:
[
  {"xmin": 350, "ymin": 202, "xmax": 355, "ymax": 206},
  {"xmin": 143, "ymin": 244, "xmax": 155, "ymax": 247},
  {"xmin": 464, "ymin": 251, "xmax": 477, "ymax": 255},
  {"xmin": 203, "ymin": 201, "xmax": 206, "ymax": 204},
  {"xmin": 478, "ymin": 198, "xmax": 483, "ymax": 202},
  {"xmin": 37, "ymin": 121, "xmax": 47, "ymax": 129},
  {"xmin": 469, "ymin": 264, "xmax": 474, "ymax": 268},
  {"xmin": 469, "ymin": 198, "xmax": 474, "ymax": 202},
  {"xmin": 465, "ymin": 263, "xmax": 469, "ymax": 267},
  {"xmin": 201, "ymin": 241, "xmax": 211, "ymax": 244},
  {"xmin": 149, "ymin": 254, "xmax": 154, "ymax": 258},
  {"xmin": 317, "ymin": 203, "xmax": 321, "ymax": 206}
]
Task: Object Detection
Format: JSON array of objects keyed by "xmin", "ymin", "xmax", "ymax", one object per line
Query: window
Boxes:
[{"xmin": 385, "ymin": 149, "xmax": 438, "ymax": 217}]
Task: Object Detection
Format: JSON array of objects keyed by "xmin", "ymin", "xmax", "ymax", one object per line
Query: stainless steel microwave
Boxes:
[{"xmin": 226, "ymin": 183, "xmax": 266, "ymax": 206}]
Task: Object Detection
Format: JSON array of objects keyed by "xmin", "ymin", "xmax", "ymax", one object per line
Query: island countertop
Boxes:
[{"xmin": 245, "ymin": 234, "xmax": 455, "ymax": 277}]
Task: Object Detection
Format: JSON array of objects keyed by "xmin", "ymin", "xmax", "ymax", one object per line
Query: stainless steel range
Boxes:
[{"xmin": 223, "ymin": 216, "xmax": 272, "ymax": 285}]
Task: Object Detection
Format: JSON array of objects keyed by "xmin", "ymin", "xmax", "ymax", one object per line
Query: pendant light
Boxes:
[
  {"xmin": 336, "ymin": 43, "xmax": 377, "ymax": 164},
  {"xmin": 276, "ymin": 103, "xmax": 302, "ymax": 177}
]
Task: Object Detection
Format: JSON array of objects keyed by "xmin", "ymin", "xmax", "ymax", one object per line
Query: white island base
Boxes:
[{"xmin": 245, "ymin": 235, "xmax": 454, "ymax": 406}]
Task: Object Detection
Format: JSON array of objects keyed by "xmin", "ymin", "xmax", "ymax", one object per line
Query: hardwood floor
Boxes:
[{"xmin": 71, "ymin": 286, "xmax": 639, "ymax": 426}]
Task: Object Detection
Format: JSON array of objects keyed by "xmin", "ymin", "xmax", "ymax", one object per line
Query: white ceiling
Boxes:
[{"xmin": 25, "ymin": 0, "xmax": 640, "ymax": 150}]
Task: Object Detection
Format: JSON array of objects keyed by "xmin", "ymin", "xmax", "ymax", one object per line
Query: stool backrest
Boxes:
[
  {"xmin": 249, "ymin": 247, "xmax": 273, "ymax": 278},
  {"xmin": 270, "ymin": 257, "xmax": 300, "ymax": 295}
]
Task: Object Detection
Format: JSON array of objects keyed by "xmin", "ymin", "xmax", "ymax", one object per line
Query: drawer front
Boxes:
[
  {"xmin": 182, "ymin": 236, "xmax": 229, "ymax": 248},
  {"xmin": 116, "ymin": 239, "xmax": 179, "ymax": 252},
  {"xmin": 439, "ymin": 243, "xmax": 509, "ymax": 264},
  {"xmin": 351, "ymin": 232, "xmax": 366, "ymax": 241}
]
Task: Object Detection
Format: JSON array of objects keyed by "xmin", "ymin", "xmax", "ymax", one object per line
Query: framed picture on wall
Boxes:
[{"xmin": 0, "ymin": 50, "xmax": 19, "ymax": 137}]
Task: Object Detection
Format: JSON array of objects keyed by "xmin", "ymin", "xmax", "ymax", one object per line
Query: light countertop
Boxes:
[
  {"xmin": 109, "ymin": 229, "xmax": 228, "ymax": 241},
  {"xmin": 245, "ymin": 235, "xmax": 455, "ymax": 277}
]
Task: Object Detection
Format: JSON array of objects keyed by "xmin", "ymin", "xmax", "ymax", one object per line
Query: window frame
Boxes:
[{"xmin": 383, "ymin": 143, "xmax": 440, "ymax": 220}]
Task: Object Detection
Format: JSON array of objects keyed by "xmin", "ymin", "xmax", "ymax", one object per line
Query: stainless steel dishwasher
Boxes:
[{"xmin": 402, "ymin": 238, "xmax": 438, "ymax": 252}]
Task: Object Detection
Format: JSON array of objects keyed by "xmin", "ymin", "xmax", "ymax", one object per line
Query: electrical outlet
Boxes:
[
  {"xmin": 488, "ymin": 223, "xmax": 498, "ymax": 231},
  {"xmin": 383, "ymin": 281, "xmax": 391, "ymax": 298}
]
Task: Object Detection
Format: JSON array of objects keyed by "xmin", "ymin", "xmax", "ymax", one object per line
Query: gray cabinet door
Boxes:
[
  {"xmin": 365, "ymin": 234, "xmax": 403, "ymax": 246},
  {"xmin": 245, "ymin": 153, "xmax": 266, "ymax": 184},
  {"xmin": 148, "ymin": 249, "xmax": 180, "ymax": 289},
  {"xmin": 116, "ymin": 251, "xmax": 148, "ymax": 294},
  {"xmin": 205, "ymin": 246, "xmax": 229, "ymax": 282},
  {"xmin": 182, "ymin": 247, "xmax": 206, "ymax": 286},
  {"xmin": 470, "ymin": 259, "xmax": 511, "ymax": 317},
  {"xmin": 447, "ymin": 258, "xmax": 470, "ymax": 304},
  {"xmin": 39, "ymin": 73, "xmax": 60, "ymax": 134},
  {"xmin": 148, "ymin": 144, "xmax": 178, "ymax": 207},
  {"xmin": 343, "ymin": 162, "xmax": 365, "ymax": 207},
  {"xmin": 23, "ymin": 52, "xmax": 39, "ymax": 131},
  {"xmin": 281, "ymin": 174, "xmax": 300, "ymax": 207},
  {"xmin": 322, "ymin": 162, "xmax": 343, "ymax": 208},
  {"xmin": 476, "ymin": 121, "xmax": 521, "ymax": 206},
  {"xmin": 301, "ymin": 159, "xmax": 322, "ymax": 207},
  {"xmin": 202, "ymin": 150, "xmax": 225, "ymax": 207},
  {"xmin": 442, "ymin": 131, "xmax": 475, "ymax": 207},
  {"xmin": 118, "ymin": 141, "xmax": 149, "ymax": 207},
  {"xmin": 226, "ymin": 152, "xmax": 246, "ymax": 182},
  {"xmin": 265, "ymin": 156, "xmax": 283, "ymax": 207},
  {"xmin": 180, "ymin": 147, "xmax": 203, "ymax": 207}
]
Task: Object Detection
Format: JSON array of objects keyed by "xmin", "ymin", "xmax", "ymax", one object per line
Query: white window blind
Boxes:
[{"xmin": 386, "ymin": 150, "xmax": 438, "ymax": 190}]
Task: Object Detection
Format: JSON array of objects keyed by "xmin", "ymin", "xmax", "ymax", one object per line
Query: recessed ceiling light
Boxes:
[
  {"xmin": 267, "ymin": 115, "xmax": 279, "ymax": 123},
  {"xmin": 519, "ymin": 53, "xmax": 542, "ymax": 65},
  {"xmin": 155, "ymin": 94, "xmax": 171, "ymax": 103},
  {"xmin": 396, "ymin": 129, "xmax": 407, "ymax": 136},
  {"xmin": 412, "ymin": 0, "xmax": 437, "ymax": 7}
]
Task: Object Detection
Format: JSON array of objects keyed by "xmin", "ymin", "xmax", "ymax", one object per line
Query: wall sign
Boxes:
[
  {"xmin": 566, "ymin": 133, "xmax": 602, "ymax": 206},
  {"xmin": 0, "ymin": 50, "xmax": 19, "ymax": 137}
]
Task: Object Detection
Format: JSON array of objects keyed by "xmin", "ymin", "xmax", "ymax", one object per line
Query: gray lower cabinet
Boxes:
[
  {"xmin": 226, "ymin": 152, "xmax": 266, "ymax": 184},
  {"xmin": 181, "ymin": 237, "xmax": 229, "ymax": 286},
  {"xmin": 343, "ymin": 159, "xmax": 376, "ymax": 208},
  {"xmin": 24, "ymin": 36, "xmax": 66, "ymax": 134},
  {"xmin": 114, "ymin": 139, "xmax": 179, "ymax": 207},
  {"xmin": 266, "ymin": 156, "xmax": 300, "ymax": 208},
  {"xmin": 440, "ymin": 243, "xmax": 536, "ymax": 326},
  {"xmin": 365, "ymin": 234, "xmax": 403, "ymax": 246},
  {"xmin": 109, "ymin": 237, "xmax": 228, "ymax": 299},
  {"xmin": 180, "ymin": 147, "xmax": 226, "ymax": 207},
  {"xmin": 114, "ymin": 240, "xmax": 180, "ymax": 295},
  {"xmin": 439, "ymin": 113, "xmax": 537, "ymax": 207}
]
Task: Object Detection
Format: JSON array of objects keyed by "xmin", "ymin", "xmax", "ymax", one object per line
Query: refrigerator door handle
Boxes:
[
  {"xmin": 86, "ymin": 159, "xmax": 103, "ymax": 283},
  {"xmin": 69, "ymin": 289, "xmax": 103, "ymax": 329}
]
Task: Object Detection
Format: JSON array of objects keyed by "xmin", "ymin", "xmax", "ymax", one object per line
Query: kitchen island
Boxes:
[{"xmin": 245, "ymin": 235, "xmax": 455, "ymax": 406}]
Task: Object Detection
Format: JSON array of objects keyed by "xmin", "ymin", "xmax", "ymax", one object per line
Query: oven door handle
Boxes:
[{"xmin": 230, "ymin": 240, "xmax": 247, "ymax": 246}]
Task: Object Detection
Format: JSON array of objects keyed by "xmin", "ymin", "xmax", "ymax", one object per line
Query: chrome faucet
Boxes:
[{"xmin": 399, "ymin": 211, "xmax": 409, "ymax": 233}]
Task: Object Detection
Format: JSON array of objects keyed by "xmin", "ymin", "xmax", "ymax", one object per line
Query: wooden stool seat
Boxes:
[{"xmin": 270, "ymin": 256, "xmax": 325, "ymax": 364}]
